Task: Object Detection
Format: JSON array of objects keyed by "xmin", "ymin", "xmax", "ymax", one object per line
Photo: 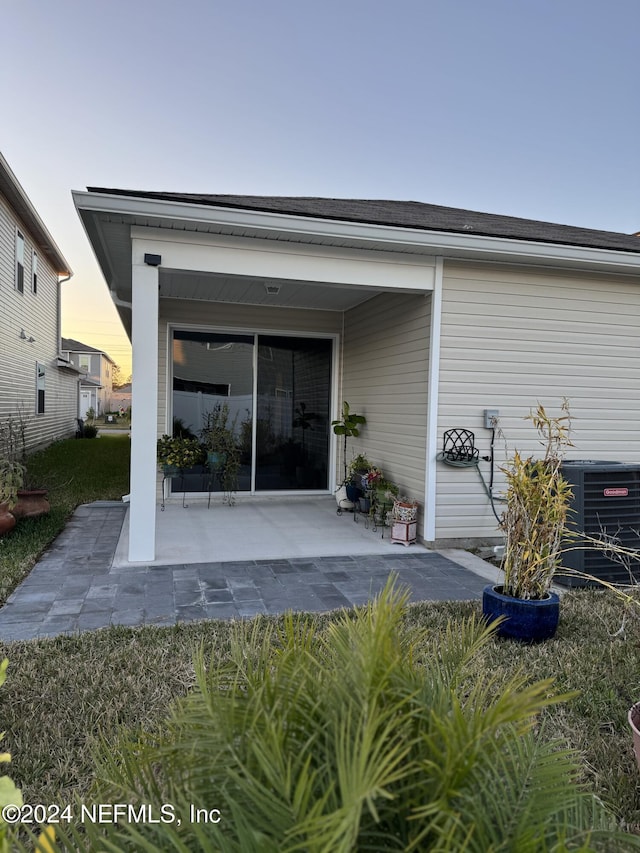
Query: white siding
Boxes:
[
  {"xmin": 0, "ymin": 194, "xmax": 78, "ymax": 450},
  {"xmin": 435, "ymin": 261, "xmax": 640, "ymax": 541},
  {"xmin": 342, "ymin": 293, "xmax": 431, "ymax": 525}
]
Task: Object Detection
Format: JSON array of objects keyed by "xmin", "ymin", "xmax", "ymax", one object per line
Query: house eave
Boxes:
[
  {"xmin": 1, "ymin": 153, "xmax": 73, "ymax": 276},
  {"xmin": 55, "ymin": 356, "xmax": 82, "ymax": 374},
  {"xmin": 73, "ymin": 189, "xmax": 640, "ymax": 278}
]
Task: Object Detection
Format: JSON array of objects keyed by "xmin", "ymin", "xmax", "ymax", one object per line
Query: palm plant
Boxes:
[{"xmin": 48, "ymin": 579, "xmax": 637, "ymax": 852}]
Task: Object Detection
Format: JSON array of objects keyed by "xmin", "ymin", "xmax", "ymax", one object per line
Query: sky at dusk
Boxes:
[{"xmin": 2, "ymin": 0, "xmax": 639, "ymax": 377}]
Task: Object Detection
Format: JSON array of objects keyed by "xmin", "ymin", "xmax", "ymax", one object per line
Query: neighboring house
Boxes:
[
  {"xmin": 0, "ymin": 152, "xmax": 78, "ymax": 451},
  {"xmin": 73, "ymin": 189, "xmax": 640, "ymax": 563},
  {"xmin": 111, "ymin": 382, "xmax": 131, "ymax": 413},
  {"xmin": 61, "ymin": 338, "xmax": 115, "ymax": 417}
]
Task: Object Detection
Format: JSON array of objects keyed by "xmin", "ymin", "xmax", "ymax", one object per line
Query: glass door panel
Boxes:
[
  {"xmin": 255, "ymin": 335, "xmax": 332, "ymax": 490},
  {"xmin": 172, "ymin": 331, "xmax": 254, "ymax": 492},
  {"xmin": 171, "ymin": 330, "xmax": 332, "ymax": 494}
]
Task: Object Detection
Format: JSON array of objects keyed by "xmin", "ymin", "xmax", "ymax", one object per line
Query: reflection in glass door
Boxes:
[
  {"xmin": 255, "ymin": 336, "xmax": 331, "ymax": 490},
  {"xmin": 171, "ymin": 331, "xmax": 332, "ymax": 493},
  {"xmin": 172, "ymin": 331, "xmax": 254, "ymax": 492}
]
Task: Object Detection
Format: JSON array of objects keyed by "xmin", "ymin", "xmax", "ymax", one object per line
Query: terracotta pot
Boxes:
[
  {"xmin": 482, "ymin": 584, "xmax": 560, "ymax": 642},
  {"xmin": 11, "ymin": 489, "xmax": 50, "ymax": 520},
  {"xmin": 628, "ymin": 703, "xmax": 640, "ymax": 771},
  {"xmin": 0, "ymin": 503, "xmax": 17, "ymax": 537}
]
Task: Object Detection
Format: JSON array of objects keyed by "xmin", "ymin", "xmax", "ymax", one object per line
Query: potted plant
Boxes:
[
  {"xmin": 372, "ymin": 477, "xmax": 399, "ymax": 525},
  {"xmin": 348, "ymin": 452, "xmax": 371, "ymax": 486},
  {"xmin": 200, "ymin": 403, "xmax": 241, "ymax": 495},
  {"xmin": 0, "ymin": 410, "xmax": 50, "ymax": 521},
  {"xmin": 0, "ymin": 458, "xmax": 24, "ymax": 536},
  {"xmin": 11, "ymin": 481, "xmax": 51, "ymax": 519},
  {"xmin": 356, "ymin": 464, "xmax": 381, "ymax": 512},
  {"xmin": 156, "ymin": 435, "xmax": 204, "ymax": 473},
  {"xmin": 392, "ymin": 494, "xmax": 419, "ymax": 522},
  {"xmin": 332, "ymin": 401, "xmax": 366, "ymax": 509},
  {"xmin": 482, "ymin": 401, "xmax": 573, "ymax": 641}
]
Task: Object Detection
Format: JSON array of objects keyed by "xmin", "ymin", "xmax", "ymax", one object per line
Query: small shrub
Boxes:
[
  {"xmin": 81, "ymin": 425, "xmax": 98, "ymax": 439},
  {"xmin": 51, "ymin": 579, "xmax": 636, "ymax": 852}
]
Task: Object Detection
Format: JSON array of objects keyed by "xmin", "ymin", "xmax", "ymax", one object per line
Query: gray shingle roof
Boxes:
[
  {"xmin": 61, "ymin": 338, "xmax": 114, "ymax": 361},
  {"xmin": 86, "ymin": 189, "xmax": 640, "ymax": 254}
]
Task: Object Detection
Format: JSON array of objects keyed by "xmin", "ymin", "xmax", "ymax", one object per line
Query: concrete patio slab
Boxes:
[
  {"xmin": 0, "ymin": 501, "xmax": 501, "ymax": 642},
  {"xmin": 113, "ymin": 496, "xmax": 432, "ymax": 567}
]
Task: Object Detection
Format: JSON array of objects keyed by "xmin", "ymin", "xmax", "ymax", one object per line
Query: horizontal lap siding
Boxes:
[
  {"xmin": 342, "ymin": 293, "xmax": 430, "ymax": 520},
  {"xmin": 436, "ymin": 262, "xmax": 640, "ymax": 540},
  {"xmin": 0, "ymin": 195, "xmax": 77, "ymax": 450}
]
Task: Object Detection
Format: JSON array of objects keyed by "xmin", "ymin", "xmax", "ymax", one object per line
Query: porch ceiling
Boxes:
[
  {"xmin": 159, "ymin": 268, "xmax": 388, "ymax": 311},
  {"xmin": 76, "ymin": 207, "xmax": 433, "ymax": 336}
]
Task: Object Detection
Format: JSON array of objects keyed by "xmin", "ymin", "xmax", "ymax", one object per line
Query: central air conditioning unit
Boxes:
[{"xmin": 556, "ymin": 461, "xmax": 640, "ymax": 587}]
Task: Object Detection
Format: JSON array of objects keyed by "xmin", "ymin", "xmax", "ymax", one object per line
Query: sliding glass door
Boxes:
[
  {"xmin": 255, "ymin": 336, "xmax": 331, "ymax": 490},
  {"xmin": 171, "ymin": 330, "xmax": 332, "ymax": 493}
]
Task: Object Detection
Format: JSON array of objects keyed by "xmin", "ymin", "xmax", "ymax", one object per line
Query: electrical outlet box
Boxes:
[{"xmin": 484, "ymin": 409, "xmax": 499, "ymax": 429}]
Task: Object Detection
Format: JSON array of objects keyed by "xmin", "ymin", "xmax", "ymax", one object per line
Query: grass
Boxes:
[
  {"xmin": 94, "ymin": 418, "xmax": 130, "ymax": 431},
  {"xmin": 1, "ymin": 436, "xmax": 640, "ymax": 837},
  {"xmin": 0, "ymin": 592, "xmax": 639, "ymax": 832},
  {"xmin": 0, "ymin": 435, "xmax": 130, "ymax": 605}
]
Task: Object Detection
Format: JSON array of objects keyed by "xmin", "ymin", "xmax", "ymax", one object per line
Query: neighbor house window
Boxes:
[
  {"xmin": 15, "ymin": 229, "xmax": 25, "ymax": 293},
  {"xmin": 36, "ymin": 363, "xmax": 46, "ymax": 414},
  {"xmin": 79, "ymin": 355, "xmax": 90, "ymax": 373},
  {"xmin": 32, "ymin": 251, "xmax": 38, "ymax": 293}
]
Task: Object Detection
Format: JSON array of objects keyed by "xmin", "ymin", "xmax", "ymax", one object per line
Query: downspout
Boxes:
[
  {"xmin": 56, "ymin": 272, "xmax": 73, "ymax": 356},
  {"xmin": 424, "ymin": 256, "xmax": 443, "ymax": 543}
]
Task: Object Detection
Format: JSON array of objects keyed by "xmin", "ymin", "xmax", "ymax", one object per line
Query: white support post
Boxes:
[
  {"xmin": 128, "ymin": 262, "xmax": 159, "ymax": 562},
  {"xmin": 424, "ymin": 257, "xmax": 443, "ymax": 543}
]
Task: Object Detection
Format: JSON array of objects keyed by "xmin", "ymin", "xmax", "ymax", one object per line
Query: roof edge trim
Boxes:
[
  {"xmin": 73, "ymin": 190, "xmax": 640, "ymax": 274},
  {"xmin": 0, "ymin": 153, "xmax": 72, "ymax": 276}
]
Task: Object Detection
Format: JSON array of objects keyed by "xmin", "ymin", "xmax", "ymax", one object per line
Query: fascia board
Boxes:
[
  {"xmin": 72, "ymin": 190, "xmax": 640, "ymax": 275},
  {"xmin": 1, "ymin": 154, "xmax": 72, "ymax": 275}
]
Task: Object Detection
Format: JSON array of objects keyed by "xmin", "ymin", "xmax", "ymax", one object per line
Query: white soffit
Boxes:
[{"xmin": 158, "ymin": 269, "xmax": 393, "ymax": 311}]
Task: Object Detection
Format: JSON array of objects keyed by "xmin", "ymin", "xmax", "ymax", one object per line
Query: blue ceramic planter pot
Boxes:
[
  {"xmin": 345, "ymin": 483, "xmax": 361, "ymax": 502},
  {"xmin": 207, "ymin": 451, "xmax": 227, "ymax": 469},
  {"xmin": 482, "ymin": 584, "xmax": 560, "ymax": 642}
]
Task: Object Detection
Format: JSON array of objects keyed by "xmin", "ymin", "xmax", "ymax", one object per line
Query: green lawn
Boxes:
[
  {"xmin": 0, "ymin": 435, "xmax": 130, "ymax": 605},
  {"xmin": 0, "ymin": 593, "xmax": 640, "ymax": 834},
  {"xmin": 0, "ymin": 436, "xmax": 639, "ymax": 840}
]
